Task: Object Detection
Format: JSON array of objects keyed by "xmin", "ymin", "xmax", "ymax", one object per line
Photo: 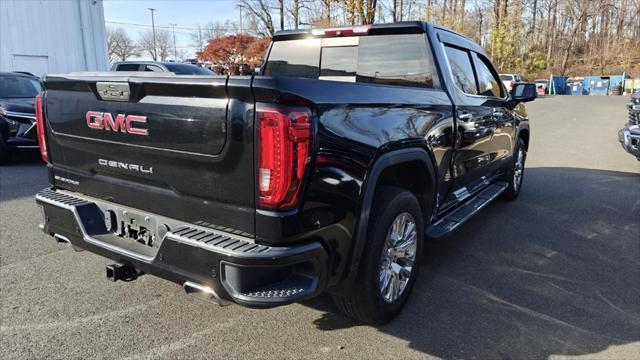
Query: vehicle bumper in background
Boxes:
[
  {"xmin": 618, "ymin": 125, "xmax": 640, "ymax": 159},
  {"xmin": 35, "ymin": 188, "xmax": 327, "ymax": 307}
]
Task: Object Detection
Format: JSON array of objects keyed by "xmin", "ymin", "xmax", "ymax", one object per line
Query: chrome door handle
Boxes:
[{"xmin": 458, "ymin": 112, "xmax": 473, "ymax": 120}]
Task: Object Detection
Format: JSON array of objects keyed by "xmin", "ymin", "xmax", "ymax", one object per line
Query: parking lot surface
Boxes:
[{"xmin": 1, "ymin": 96, "xmax": 639, "ymax": 360}]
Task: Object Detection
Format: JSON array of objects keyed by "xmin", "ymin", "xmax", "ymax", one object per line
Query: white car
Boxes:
[{"xmin": 500, "ymin": 73, "xmax": 523, "ymax": 92}]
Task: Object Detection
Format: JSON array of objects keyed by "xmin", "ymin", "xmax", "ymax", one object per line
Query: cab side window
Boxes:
[
  {"xmin": 473, "ymin": 53, "xmax": 504, "ymax": 98},
  {"xmin": 444, "ymin": 45, "xmax": 477, "ymax": 95},
  {"xmin": 145, "ymin": 65, "xmax": 164, "ymax": 72},
  {"xmin": 116, "ymin": 64, "xmax": 140, "ymax": 71}
]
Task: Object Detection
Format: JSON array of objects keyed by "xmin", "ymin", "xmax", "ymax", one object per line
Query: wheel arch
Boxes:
[
  {"xmin": 518, "ymin": 127, "xmax": 530, "ymax": 151},
  {"xmin": 339, "ymin": 147, "xmax": 437, "ymax": 290}
]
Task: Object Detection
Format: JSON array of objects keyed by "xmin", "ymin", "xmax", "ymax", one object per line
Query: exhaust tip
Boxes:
[
  {"xmin": 54, "ymin": 233, "xmax": 71, "ymax": 245},
  {"xmin": 52, "ymin": 233, "xmax": 84, "ymax": 252},
  {"xmin": 183, "ymin": 281, "xmax": 229, "ymax": 306}
]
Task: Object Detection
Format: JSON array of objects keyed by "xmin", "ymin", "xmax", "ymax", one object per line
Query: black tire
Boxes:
[
  {"xmin": 333, "ymin": 186, "xmax": 423, "ymax": 324},
  {"xmin": 501, "ymin": 138, "xmax": 526, "ymax": 200}
]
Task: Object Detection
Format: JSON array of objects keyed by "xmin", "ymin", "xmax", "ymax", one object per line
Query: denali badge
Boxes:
[
  {"xmin": 98, "ymin": 158, "xmax": 153, "ymax": 174},
  {"xmin": 86, "ymin": 111, "xmax": 148, "ymax": 135}
]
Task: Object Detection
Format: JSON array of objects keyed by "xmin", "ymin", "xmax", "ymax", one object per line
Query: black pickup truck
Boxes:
[
  {"xmin": 35, "ymin": 22, "xmax": 536, "ymax": 324},
  {"xmin": 619, "ymin": 91, "xmax": 640, "ymax": 159}
]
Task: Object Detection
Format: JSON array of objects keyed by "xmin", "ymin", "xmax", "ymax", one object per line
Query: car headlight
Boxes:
[{"xmin": 6, "ymin": 118, "xmax": 19, "ymax": 134}]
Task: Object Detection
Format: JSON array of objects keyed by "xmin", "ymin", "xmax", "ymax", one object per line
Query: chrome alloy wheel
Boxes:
[
  {"xmin": 513, "ymin": 147, "xmax": 525, "ymax": 191},
  {"xmin": 378, "ymin": 212, "xmax": 417, "ymax": 303}
]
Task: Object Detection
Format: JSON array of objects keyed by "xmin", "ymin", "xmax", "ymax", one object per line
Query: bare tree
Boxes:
[
  {"xmin": 222, "ymin": 0, "xmax": 640, "ymax": 78},
  {"xmin": 559, "ymin": 0, "xmax": 597, "ymax": 76},
  {"xmin": 190, "ymin": 24, "xmax": 207, "ymax": 53},
  {"xmin": 238, "ymin": 0, "xmax": 276, "ymax": 36},
  {"xmin": 204, "ymin": 20, "xmax": 228, "ymax": 39},
  {"xmin": 288, "ymin": 0, "xmax": 302, "ymax": 28},
  {"xmin": 107, "ymin": 27, "xmax": 139, "ymax": 62},
  {"xmin": 191, "ymin": 21, "xmax": 229, "ymax": 52},
  {"xmin": 138, "ymin": 28, "xmax": 171, "ymax": 61}
]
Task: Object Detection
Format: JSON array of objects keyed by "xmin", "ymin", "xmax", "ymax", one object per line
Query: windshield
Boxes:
[
  {"xmin": 499, "ymin": 75, "xmax": 513, "ymax": 81},
  {"xmin": 164, "ymin": 63, "xmax": 213, "ymax": 75},
  {"xmin": 0, "ymin": 75, "xmax": 42, "ymax": 98}
]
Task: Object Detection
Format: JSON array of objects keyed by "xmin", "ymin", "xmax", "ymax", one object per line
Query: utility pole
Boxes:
[
  {"xmin": 148, "ymin": 8, "xmax": 157, "ymax": 60},
  {"xmin": 170, "ymin": 23, "xmax": 177, "ymax": 61},
  {"xmin": 239, "ymin": 5, "xmax": 243, "ymax": 34}
]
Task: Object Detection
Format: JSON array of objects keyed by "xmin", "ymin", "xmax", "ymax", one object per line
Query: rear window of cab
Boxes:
[{"xmin": 264, "ymin": 34, "xmax": 440, "ymax": 89}]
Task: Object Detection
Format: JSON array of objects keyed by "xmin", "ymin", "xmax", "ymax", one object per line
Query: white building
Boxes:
[{"xmin": 0, "ymin": 0, "xmax": 108, "ymax": 76}]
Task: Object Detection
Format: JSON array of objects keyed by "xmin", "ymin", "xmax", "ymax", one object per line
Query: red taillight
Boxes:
[
  {"xmin": 258, "ymin": 105, "xmax": 312, "ymax": 209},
  {"xmin": 35, "ymin": 93, "xmax": 48, "ymax": 162}
]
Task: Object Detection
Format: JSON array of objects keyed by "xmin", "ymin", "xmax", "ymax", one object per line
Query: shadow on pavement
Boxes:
[
  {"xmin": 305, "ymin": 167, "xmax": 640, "ymax": 359},
  {"xmin": 0, "ymin": 154, "xmax": 47, "ymax": 202}
]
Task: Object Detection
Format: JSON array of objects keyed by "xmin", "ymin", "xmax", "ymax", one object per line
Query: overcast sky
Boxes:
[{"xmin": 103, "ymin": 0, "xmax": 240, "ymax": 60}]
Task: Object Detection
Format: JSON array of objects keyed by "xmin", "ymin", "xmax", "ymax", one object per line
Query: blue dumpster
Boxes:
[
  {"xmin": 589, "ymin": 78, "xmax": 610, "ymax": 96},
  {"xmin": 549, "ymin": 76, "xmax": 567, "ymax": 95},
  {"xmin": 566, "ymin": 80, "xmax": 584, "ymax": 95}
]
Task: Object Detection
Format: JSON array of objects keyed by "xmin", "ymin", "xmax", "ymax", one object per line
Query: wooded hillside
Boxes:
[{"xmin": 235, "ymin": 0, "xmax": 640, "ymax": 79}]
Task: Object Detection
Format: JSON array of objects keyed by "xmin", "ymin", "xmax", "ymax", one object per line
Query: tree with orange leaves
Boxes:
[
  {"xmin": 244, "ymin": 37, "xmax": 271, "ymax": 66},
  {"xmin": 197, "ymin": 34, "xmax": 271, "ymax": 65}
]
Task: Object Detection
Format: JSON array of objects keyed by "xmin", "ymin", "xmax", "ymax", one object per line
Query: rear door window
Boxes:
[{"xmin": 444, "ymin": 45, "xmax": 477, "ymax": 95}]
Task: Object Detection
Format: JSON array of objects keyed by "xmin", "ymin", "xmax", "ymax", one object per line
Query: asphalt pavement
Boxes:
[{"xmin": 1, "ymin": 96, "xmax": 639, "ymax": 359}]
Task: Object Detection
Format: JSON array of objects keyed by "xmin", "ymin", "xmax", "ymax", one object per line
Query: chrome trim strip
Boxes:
[{"xmin": 4, "ymin": 111, "xmax": 36, "ymax": 121}]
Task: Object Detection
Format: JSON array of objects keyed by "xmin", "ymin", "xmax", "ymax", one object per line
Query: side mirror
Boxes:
[{"xmin": 510, "ymin": 82, "xmax": 537, "ymax": 102}]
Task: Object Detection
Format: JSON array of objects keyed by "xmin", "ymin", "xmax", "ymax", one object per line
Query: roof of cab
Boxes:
[{"xmin": 272, "ymin": 21, "xmax": 486, "ymax": 57}]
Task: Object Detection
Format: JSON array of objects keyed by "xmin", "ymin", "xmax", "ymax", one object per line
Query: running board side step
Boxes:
[{"xmin": 425, "ymin": 181, "xmax": 508, "ymax": 240}]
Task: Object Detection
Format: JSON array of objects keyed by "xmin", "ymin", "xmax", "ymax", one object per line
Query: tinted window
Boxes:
[
  {"xmin": 473, "ymin": 53, "xmax": 503, "ymax": 98},
  {"xmin": 444, "ymin": 46, "xmax": 477, "ymax": 94},
  {"xmin": 0, "ymin": 76, "xmax": 42, "ymax": 98},
  {"xmin": 145, "ymin": 65, "xmax": 164, "ymax": 72},
  {"xmin": 116, "ymin": 64, "xmax": 140, "ymax": 71},
  {"xmin": 265, "ymin": 35, "xmax": 439, "ymax": 88},
  {"xmin": 164, "ymin": 63, "xmax": 213, "ymax": 75},
  {"xmin": 357, "ymin": 34, "xmax": 439, "ymax": 88},
  {"xmin": 264, "ymin": 39, "xmax": 321, "ymax": 78},
  {"xmin": 500, "ymin": 75, "xmax": 513, "ymax": 81},
  {"xmin": 320, "ymin": 46, "xmax": 357, "ymax": 77}
]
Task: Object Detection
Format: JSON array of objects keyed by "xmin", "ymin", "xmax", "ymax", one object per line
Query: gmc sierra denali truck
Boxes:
[{"xmin": 35, "ymin": 22, "xmax": 536, "ymax": 324}]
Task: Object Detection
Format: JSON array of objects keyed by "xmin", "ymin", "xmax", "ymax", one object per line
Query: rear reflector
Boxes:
[
  {"xmin": 35, "ymin": 93, "xmax": 48, "ymax": 162},
  {"xmin": 311, "ymin": 25, "xmax": 371, "ymax": 37},
  {"xmin": 257, "ymin": 105, "xmax": 312, "ymax": 210}
]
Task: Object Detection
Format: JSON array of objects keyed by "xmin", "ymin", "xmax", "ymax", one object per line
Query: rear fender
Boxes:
[{"xmin": 337, "ymin": 147, "xmax": 437, "ymax": 292}]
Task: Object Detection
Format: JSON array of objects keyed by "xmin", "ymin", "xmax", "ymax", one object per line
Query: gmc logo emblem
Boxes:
[{"xmin": 86, "ymin": 111, "xmax": 149, "ymax": 136}]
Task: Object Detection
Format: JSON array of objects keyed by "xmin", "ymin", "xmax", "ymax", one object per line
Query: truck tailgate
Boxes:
[{"xmin": 43, "ymin": 74, "xmax": 256, "ymax": 236}]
